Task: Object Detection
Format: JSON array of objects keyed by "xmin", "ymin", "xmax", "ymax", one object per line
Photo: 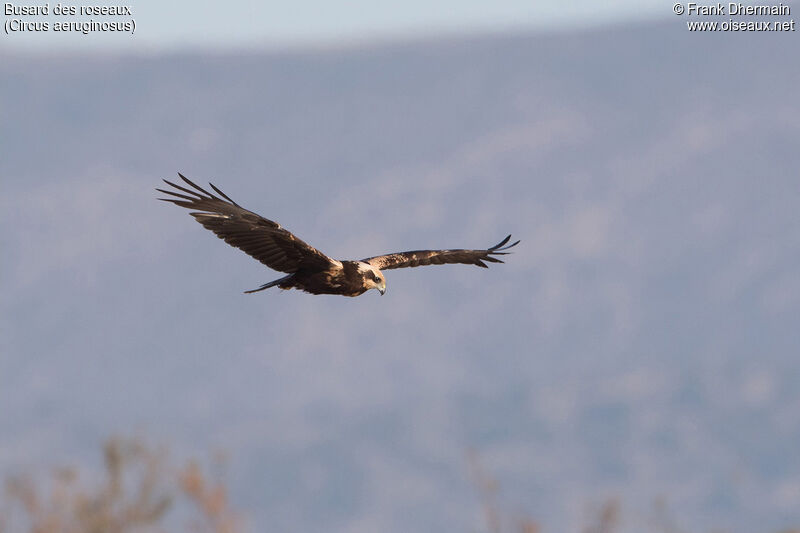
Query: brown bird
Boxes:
[{"xmin": 158, "ymin": 174, "xmax": 519, "ymax": 297}]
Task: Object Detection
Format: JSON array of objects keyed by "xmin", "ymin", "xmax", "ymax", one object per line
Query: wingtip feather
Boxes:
[
  {"xmin": 489, "ymin": 235, "xmax": 520, "ymax": 252},
  {"xmin": 209, "ymin": 181, "xmax": 238, "ymax": 205}
]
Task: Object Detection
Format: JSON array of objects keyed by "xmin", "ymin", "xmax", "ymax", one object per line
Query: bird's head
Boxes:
[{"xmin": 359, "ymin": 263, "xmax": 386, "ymax": 295}]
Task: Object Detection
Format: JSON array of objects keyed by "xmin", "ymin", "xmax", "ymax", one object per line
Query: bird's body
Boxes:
[
  {"xmin": 158, "ymin": 175, "xmax": 518, "ymax": 297},
  {"xmin": 256, "ymin": 261, "xmax": 380, "ymax": 297}
]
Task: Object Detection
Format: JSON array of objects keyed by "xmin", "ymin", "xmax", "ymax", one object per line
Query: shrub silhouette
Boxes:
[{"xmin": 1, "ymin": 436, "xmax": 240, "ymax": 533}]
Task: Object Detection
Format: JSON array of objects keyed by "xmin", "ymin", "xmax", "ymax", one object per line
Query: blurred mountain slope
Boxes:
[{"xmin": 2, "ymin": 20, "xmax": 799, "ymax": 533}]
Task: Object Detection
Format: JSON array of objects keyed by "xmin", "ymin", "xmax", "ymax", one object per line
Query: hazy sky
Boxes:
[{"xmin": 3, "ymin": 0, "xmax": 666, "ymax": 51}]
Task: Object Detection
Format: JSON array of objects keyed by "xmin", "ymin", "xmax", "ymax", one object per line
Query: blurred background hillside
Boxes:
[{"xmin": 2, "ymin": 5, "xmax": 800, "ymax": 533}]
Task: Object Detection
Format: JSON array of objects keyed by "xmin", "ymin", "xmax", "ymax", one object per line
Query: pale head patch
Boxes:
[{"xmin": 357, "ymin": 262, "xmax": 385, "ymax": 289}]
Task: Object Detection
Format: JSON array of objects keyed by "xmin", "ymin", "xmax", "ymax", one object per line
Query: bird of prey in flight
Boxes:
[{"xmin": 158, "ymin": 174, "xmax": 519, "ymax": 297}]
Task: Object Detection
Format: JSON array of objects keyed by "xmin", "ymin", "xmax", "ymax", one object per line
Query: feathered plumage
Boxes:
[{"xmin": 158, "ymin": 174, "xmax": 519, "ymax": 297}]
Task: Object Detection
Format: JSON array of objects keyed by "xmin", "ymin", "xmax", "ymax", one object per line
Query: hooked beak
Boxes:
[{"xmin": 378, "ymin": 285, "xmax": 386, "ymax": 295}]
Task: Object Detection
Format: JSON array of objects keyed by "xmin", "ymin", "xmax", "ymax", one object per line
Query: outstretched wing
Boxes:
[
  {"xmin": 362, "ymin": 235, "xmax": 520, "ymax": 271},
  {"xmin": 158, "ymin": 174, "xmax": 337, "ymax": 273}
]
